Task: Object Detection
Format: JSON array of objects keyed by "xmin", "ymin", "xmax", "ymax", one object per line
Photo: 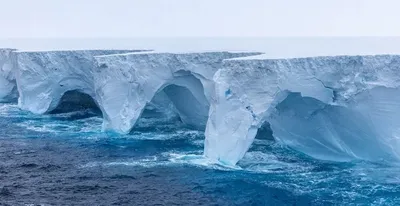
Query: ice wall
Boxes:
[
  {"xmin": 9, "ymin": 48, "xmax": 400, "ymax": 166},
  {"xmin": 15, "ymin": 50, "xmax": 139, "ymax": 114},
  {"xmin": 94, "ymin": 52, "xmax": 261, "ymax": 134},
  {"xmin": 0, "ymin": 48, "xmax": 18, "ymax": 102},
  {"xmin": 205, "ymin": 55, "xmax": 400, "ymax": 165}
]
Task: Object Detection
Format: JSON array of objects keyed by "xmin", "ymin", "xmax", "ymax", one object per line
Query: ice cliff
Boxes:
[
  {"xmin": 94, "ymin": 52, "xmax": 261, "ymax": 134},
  {"xmin": 15, "ymin": 50, "xmax": 141, "ymax": 114},
  {"xmin": 0, "ymin": 49, "xmax": 18, "ymax": 102},
  {"xmin": 205, "ymin": 55, "xmax": 400, "ymax": 165},
  {"xmin": 9, "ymin": 49, "xmax": 400, "ymax": 166}
]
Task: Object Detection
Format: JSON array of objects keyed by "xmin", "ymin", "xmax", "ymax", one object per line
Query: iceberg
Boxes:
[
  {"xmin": 205, "ymin": 55, "xmax": 400, "ymax": 165},
  {"xmin": 93, "ymin": 52, "xmax": 261, "ymax": 134},
  {"xmin": 0, "ymin": 48, "xmax": 18, "ymax": 102},
  {"xmin": 15, "ymin": 50, "xmax": 141, "ymax": 114},
  {"xmin": 10, "ymin": 48, "xmax": 400, "ymax": 166}
]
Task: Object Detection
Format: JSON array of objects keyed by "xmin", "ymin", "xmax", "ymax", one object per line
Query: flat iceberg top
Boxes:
[
  {"xmin": 0, "ymin": 48, "xmax": 16, "ymax": 51},
  {"xmin": 15, "ymin": 49, "xmax": 146, "ymax": 55},
  {"xmin": 3, "ymin": 37, "xmax": 400, "ymax": 58},
  {"xmin": 95, "ymin": 51, "xmax": 262, "ymax": 58},
  {"xmin": 94, "ymin": 52, "xmax": 263, "ymax": 81},
  {"xmin": 227, "ymin": 53, "xmax": 400, "ymax": 61},
  {"xmin": 94, "ymin": 50, "xmax": 261, "ymax": 57},
  {"xmin": 95, "ymin": 51, "xmax": 262, "ymax": 78}
]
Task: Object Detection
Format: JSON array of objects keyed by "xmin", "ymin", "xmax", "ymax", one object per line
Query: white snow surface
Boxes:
[
  {"xmin": 0, "ymin": 48, "xmax": 18, "ymax": 102},
  {"xmin": 15, "ymin": 50, "xmax": 141, "ymax": 114}
]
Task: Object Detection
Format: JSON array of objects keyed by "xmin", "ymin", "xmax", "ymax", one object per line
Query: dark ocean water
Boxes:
[{"xmin": 0, "ymin": 103, "xmax": 400, "ymax": 206}]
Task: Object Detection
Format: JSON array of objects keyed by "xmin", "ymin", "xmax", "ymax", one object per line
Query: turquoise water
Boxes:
[{"xmin": 0, "ymin": 103, "xmax": 399, "ymax": 205}]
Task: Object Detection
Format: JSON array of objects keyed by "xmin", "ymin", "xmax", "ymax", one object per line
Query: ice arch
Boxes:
[
  {"xmin": 117, "ymin": 71, "xmax": 210, "ymax": 133},
  {"xmin": 94, "ymin": 52, "xmax": 261, "ymax": 134},
  {"xmin": 15, "ymin": 50, "xmax": 139, "ymax": 114},
  {"xmin": 160, "ymin": 74, "xmax": 210, "ymax": 129},
  {"xmin": 205, "ymin": 55, "xmax": 400, "ymax": 165}
]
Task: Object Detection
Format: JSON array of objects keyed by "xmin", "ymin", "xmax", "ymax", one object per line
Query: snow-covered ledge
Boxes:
[
  {"xmin": 94, "ymin": 52, "xmax": 261, "ymax": 134},
  {"xmin": 15, "ymin": 50, "xmax": 140, "ymax": 114},
  {"xmin": 205, "ymin": 55, "xmax": 400, "ymax": 165}
]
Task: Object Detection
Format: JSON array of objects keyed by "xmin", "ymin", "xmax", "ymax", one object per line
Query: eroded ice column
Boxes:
[
  {"xmin": 94, "ymin": 52, "xmax": 261, "ymax": 134},
  {"xmin": 0, "ymin": 48, "xmax": 18, "ymax": 102},
  {"xmin": 15, "ymin": 50, "xmax": 136, "ymax": 114}
]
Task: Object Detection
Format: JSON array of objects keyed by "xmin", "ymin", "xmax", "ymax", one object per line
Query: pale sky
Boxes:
[{"xmin": 1, "ymin": 0, "xmax": 400, "ymax": 38}]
